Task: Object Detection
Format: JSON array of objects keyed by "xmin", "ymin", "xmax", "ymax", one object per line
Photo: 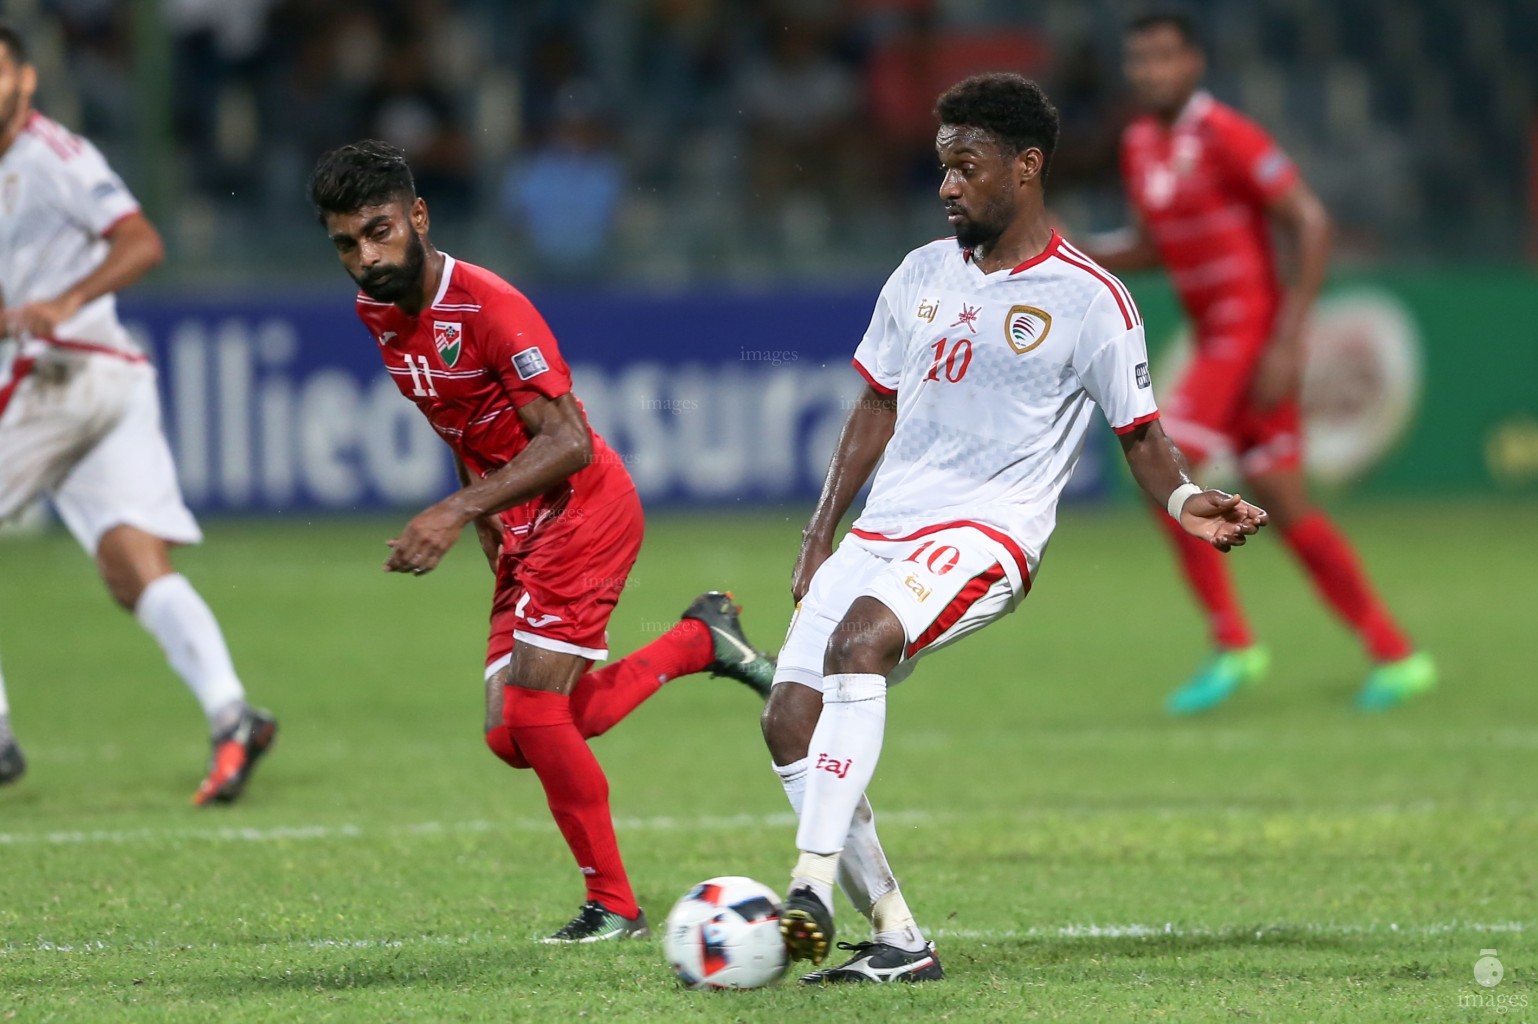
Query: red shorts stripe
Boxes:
[
  {"xmin": 0, "ymin": 356, "xmax": 37, "ymax": 420},
  {"xmin": 40, "ymin": 337, "xmax": 149, "ymax": 363},
  {"xmin": 904, "ymin": 562, "xmax": 1005, "ymax": 659},
  {"xmin": 852, "ymin": 357, "xmax": 897, "ymax": 396},
  {"xmin": 1113, "ymin": 410, "xmax": 1161, "ymax": 435},
  {"xmin": 849, "ymin": 520, "xmax": 1031, "ymax": 588}
]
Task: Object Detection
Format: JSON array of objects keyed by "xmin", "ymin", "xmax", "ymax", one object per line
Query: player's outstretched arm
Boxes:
[
  {"xmin": 8, "ymin": 213, "xmax": 164, "ymax": 338},
  {"xmin": 383, "ymin": 393, "xmax": 592, "ymax": 575},
  {"xmin": 793, "ymin": 384, "xmax": 897, "ymax": 601},
  {"xmin": 1070, "ymin": 216, "xmax": 1161, "ymax": 274},
  {"xmin": 1118, "ymin": 419, "xmax": 1268, "ymax": 552}
]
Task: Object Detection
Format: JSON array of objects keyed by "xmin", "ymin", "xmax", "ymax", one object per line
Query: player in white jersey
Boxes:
[
  {"xmin": 0, "ymin": 25, "xmax": 276, "ymax": 803},
  {"xmin": 761, "ymin": 73, "xmax": 1269, "ymax": 981}
]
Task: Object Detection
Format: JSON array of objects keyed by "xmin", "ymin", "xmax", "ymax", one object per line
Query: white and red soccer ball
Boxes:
[{"xmin": 663, "ymin": 876, "xmax": 788, "ymax": 990}]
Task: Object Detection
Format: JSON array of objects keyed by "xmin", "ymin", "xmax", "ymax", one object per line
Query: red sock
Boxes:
[
  {"xmin": 569, "ymin": 618, "xmax": 713, "ymax": 739},
  {"xmin": 1154, "ymin": 505, "xmax": 1254, "ymax": 649},
  {"xmin": 1282, "ymin": 512, "xmax": 1412, "ymax": 662},
  {"xmin": 503, "ymin": 686, "xmax": 638, "ymax": 918}
]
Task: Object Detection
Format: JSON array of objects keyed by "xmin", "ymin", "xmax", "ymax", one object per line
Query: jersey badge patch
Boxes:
[
  {"xmin": 432, "ymin": 321, "xmax": 462, "ymax": 367},
  {"xmin": 950, "ymin": 303, "xmax": 981, "ymax": 333},
  {"xmin": 916, "ymin": 297, "xmax": 940, "ymax": 324},
  {"xmin": 1004, "ymin": 305, "xmax": 1052, "ymax": 354},
  {"xmin": 1135, "ymin": 361, "xmax": 1152, "ymax": 389},
  {"xmin": 512, "ymin": 346, "xmax": 550, "ymax": 380}
]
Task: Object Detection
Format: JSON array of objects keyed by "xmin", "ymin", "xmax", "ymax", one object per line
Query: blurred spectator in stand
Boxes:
[
  {"xmin": 737, "ymin": 14, "xmax": 864, "ymax": 214},
  {"xmin": 168, "ymin": 0, "xmax": 277, "ymax": 197},
  {"xmin": 862, "ymin": 8, "xmax": 941, "ymax": 200},
  {"xmin": 501, "ymin": 82, "xmax": 625, "ymax": 281},
  {"xmin": 360, "ymin": 37, "xmax": 474, "ymax": 219},
  {"xmin": 1047, "ymin": 39, "xmax": 1126, "ymax": 191}
]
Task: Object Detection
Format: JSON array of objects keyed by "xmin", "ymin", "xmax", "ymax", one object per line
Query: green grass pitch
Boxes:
[{"xmin": 1, "ymin": 503, "xmax": 1533, "ymax": 1021}]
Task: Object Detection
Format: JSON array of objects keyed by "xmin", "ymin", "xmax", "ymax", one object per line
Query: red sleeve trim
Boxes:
[
  {"xmin": 1113, "ymin": 410, "xmax": 1161, "ymax": 435},
  {"xmin": 852, "ymin": 357, "xmax": 897, "ymax": 396},
  {"xmin": 99, "ymin": 208, "xmax": 141, "ymax": 238}
]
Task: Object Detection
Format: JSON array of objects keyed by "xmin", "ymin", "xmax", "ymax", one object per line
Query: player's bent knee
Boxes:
[
  {"xmin": 824, "ymin": 610, "xmax": 904, "ymax": 676},
  {"xmin": 484, "ymin": 725, "xmax": 531, "ymax": 769}
]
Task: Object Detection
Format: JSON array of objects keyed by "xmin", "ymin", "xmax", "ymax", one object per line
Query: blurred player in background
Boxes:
[
  {"xmin": 763, "ymin": 73, "xmax": 1266, "ymax": 979},
  {"xmin": 309, "ymin": 141, "xmax": 777, "ymax": 943},
  {"xmin": 1077, "ymin": 13, "xmax": 1435, "ymax": 713},
  {"xmin": 0, "ymin": 24, "xmax": 277, "ymax": 803}
]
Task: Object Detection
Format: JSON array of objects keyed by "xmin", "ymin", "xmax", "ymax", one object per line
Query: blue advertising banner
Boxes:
[{"xmin": 117, "ymin": 285, "xmax": 1107, "ymax": 514}]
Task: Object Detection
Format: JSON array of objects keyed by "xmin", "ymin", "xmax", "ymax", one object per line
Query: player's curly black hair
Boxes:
[
  {"xmin": 307, "ymin": 140, "xmax": 416, "ymax": 223},
  {"xmin": 935, "ymin": 73, "xmax": 1060, "ymax": 169}
]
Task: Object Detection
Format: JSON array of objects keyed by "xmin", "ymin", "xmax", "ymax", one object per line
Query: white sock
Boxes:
[
  {"xmin": 795, "ymin": 672, "xmax": 887, "ymax": 854},
  {"xmin": 0, "ymin": 648, "xmax": 9, "ymax": 717},
  {"xmin": 134, "ymin": 574, "xmax": 245, "ymax": 732},
  {"xmin": 775, "ymin": 757, "xmax": 906, "ymax": 912}
]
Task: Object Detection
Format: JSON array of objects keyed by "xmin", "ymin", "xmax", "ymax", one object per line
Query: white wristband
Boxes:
[{"xmin": 1166, "ymin": 482, "xmax": 1203, "ymax": 521}]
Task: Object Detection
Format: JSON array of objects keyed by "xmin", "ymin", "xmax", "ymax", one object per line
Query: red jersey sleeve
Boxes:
[
  {"xmin": 479, "ymin": 289, "xmax": 574, "ymax": 407},
  {"xmin": 1211, "ymin": 110, "xmax": 1298, "ymax": 205}
]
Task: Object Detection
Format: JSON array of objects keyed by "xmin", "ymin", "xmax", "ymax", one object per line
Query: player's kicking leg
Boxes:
[
  {"xmin": 91, "ymin": 525, "xmax": 277, "ymax": 805},
  {"xmin": 1242, "ymin": 467, "xmax": 1435, "ymax": 710},
  {"xmin": 763, "ymin": 678, "xmax": 941, "ymax": 983}
]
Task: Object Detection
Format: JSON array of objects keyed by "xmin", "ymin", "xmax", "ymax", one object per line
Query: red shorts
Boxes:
[
  {"xmin": 484, "ymin": 487, "xmax": 644, "ymax": 676},
  {"xmin": 1163, "ymin": 316, "xmax": 1301, "ymax": 477}
]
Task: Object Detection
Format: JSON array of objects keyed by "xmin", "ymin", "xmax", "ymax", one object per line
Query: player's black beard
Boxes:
[
  {"xmin": 354, "ymin": 228, "xmax": 426, "ymax": 304},
  {"xmin": 952, "ymin": 195, "xmax": 1013, "ymax": 252}
]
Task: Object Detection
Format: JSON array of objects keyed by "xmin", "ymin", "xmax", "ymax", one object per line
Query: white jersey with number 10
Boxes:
[{"xmin": 849, "ymin": 231, "xmax": 1159, "ymax": 592}]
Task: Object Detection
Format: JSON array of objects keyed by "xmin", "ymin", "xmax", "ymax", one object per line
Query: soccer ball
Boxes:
[{"xmin": 663, "ymin": 876, "xmax": 788, "ymax": 990}]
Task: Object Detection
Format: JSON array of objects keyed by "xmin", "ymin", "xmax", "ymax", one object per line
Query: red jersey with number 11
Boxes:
[
  {"xmin": 354, "ymin": 253, "xmax": 633, "ymax": 538},
  {"xmin": 1121, "ymin": 91, "xmax": 1299, "ymax": 324}
]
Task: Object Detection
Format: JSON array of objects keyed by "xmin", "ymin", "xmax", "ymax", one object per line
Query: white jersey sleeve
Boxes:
[
  {"xmin": 1072, "ymin": 287, "xmax": 1159, "ymax": 434},
  {"xmin": 851, "ymin": 266, "xmax": 906, "ymax": 394},
  {"xmin": 53, "ymin": 136, "xmax": 140, "ymax": 237}
]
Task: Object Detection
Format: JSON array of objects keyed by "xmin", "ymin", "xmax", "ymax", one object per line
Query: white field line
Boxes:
[
  {"xmin": 9, "ymin": 921, "xmax": 1525, "ymax": 956},
  {"xmin": 1, "ymin": 799, "xmax": 1530, "ymax": 848}
]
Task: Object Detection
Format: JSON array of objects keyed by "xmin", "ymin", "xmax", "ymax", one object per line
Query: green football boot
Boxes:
[
  {"xmin": 1165, "ymin": 646, "xmax": 1269, "ymax": 716},
  {"xmin": 1355, "ymin": 652, "xmax": 1437, "ymax": 711}
]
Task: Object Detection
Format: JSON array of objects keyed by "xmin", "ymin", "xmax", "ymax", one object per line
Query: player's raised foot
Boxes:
[
  {"xmin": 681, "ymin": 591, "xmax": 776, "ymax": 698},
  {"xmin": 0, "ymin": 739, "xmax": 26, "ymax": 785},
  {"xmin": 799, "ymin": 940, "xmax": 944, "ymax": 984},
  {"xmin": 193, "ymin": 707, "xmax": 278, "ymax": 806},
  {"xmin": 541, "ymin": 901, "xmax": 650, "ymax": 943},
  {"xmin": 1165, "ymin": 645, "xmax": 1269, "ymax": 716},
  {"xmin": 1356, "ymin": 651, "xmax": 1437, "ymax": 711},
  {"xmin": 780, "ymin": 886, "xmax": 835, "ymax": 965}
]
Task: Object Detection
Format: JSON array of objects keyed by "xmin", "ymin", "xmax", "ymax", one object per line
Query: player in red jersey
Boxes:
[
  {"xmin": 308, "ymin": 140, "xmax": 777, "ymax": 942},
  {"xmin": 1079, "ymin": 13, "xmax": 1434, "ymax": 712}
]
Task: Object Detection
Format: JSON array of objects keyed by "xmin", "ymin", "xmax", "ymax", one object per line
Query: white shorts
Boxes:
[
  {"xmin": 773, "ymin": 525, "xmax": 1029, "ymax": 693},
  {"xmin": 0, "ymin": 353, "xmax": 201, "ymax": 553}
]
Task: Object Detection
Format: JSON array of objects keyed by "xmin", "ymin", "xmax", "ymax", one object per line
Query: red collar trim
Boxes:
[{"xmin": 1009, "ymin": 230, "xmax": 1062, "ymax": 275}]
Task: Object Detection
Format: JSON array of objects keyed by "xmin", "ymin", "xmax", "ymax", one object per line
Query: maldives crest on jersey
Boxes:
[
  {"xmin": 1004, "ymin": 305, "xmax": 1052, "ymax": 354},
  {"xmin": 432, "ymin": 321, "xmax": 463, "ymax": 367}
]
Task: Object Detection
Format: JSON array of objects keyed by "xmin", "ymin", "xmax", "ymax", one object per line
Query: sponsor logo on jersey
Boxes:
[
  {"xmin": 91, "ymin": 180, "xmax": 121, "ymax": 202},
  {"xmin": 432, "ymin": 321, "xmax": 462, "ymax": 367},
  {"xmin": 916, "ymin": 297, "xmax": 940, "ymax": 323},
  {"xmin": 1135, "ymin": 361, "xmax": 1152, "ymax": 389},
  {"xmin": 512, "ymin": 346, "xmax": 550, "ymax": 380},
  {"xmin": 903, "ymin": 572, "xmax": 932, "ymax": 602},
  {"xmin": 1004, "ymin": 305, "xmax": 1052, "ymax": 354},
  {"xmin": 377, "ymin": 331, "xmax": 397, "ymax": 346}
]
